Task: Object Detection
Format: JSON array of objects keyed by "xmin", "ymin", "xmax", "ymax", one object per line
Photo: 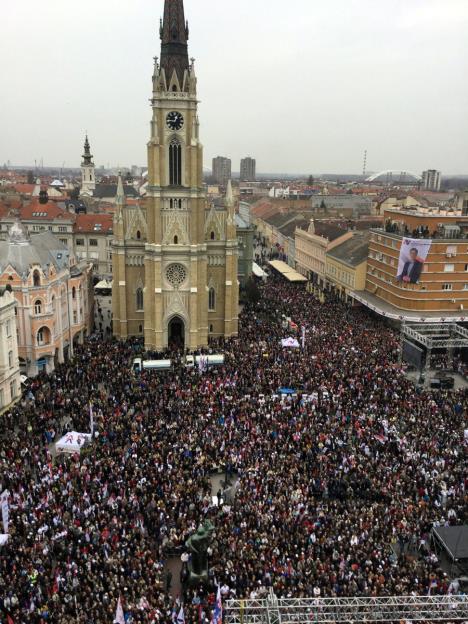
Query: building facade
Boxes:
[
  {"xmin": 0, "ymin": 223, "xmax": 93, "ymax": 376},
  {"xmin": 362, "ymin": 208, "xmax": 468, "ymax": 316},
  {"xmin": 240, "ymin": 157, "xmax": 256, "ymax": 182},
  {"xmin": 212, "ymin": 156, "xmax": 232, "ymax": 186},
  {"xmin": 112, "ymin": 0, "xmax": 238, "ymax": 350},
  {"xmin": 295, "ymin": 220, "xmax": 352, "ymax": 286},
  {"xmin": 0, "ymin": 289, "xmax": 20, "ymax": 411},
  {"xmin": 325, "ymin": 232, "xmax": 369, "ymax": 299},
  {"xmin": 422, "ymin": 169, "xmax": 442, "ymax": 192},
  {"xmin": 74, "ymin": 214, "xmax": 114, "ymax": 277}
]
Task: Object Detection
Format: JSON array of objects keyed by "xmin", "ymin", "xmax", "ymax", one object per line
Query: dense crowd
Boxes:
[{"xmin": 0, "ymin": 273, "xmax": 466, "ymax": 624}]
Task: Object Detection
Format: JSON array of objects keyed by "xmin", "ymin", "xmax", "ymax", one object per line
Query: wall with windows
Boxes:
[
  {"xmin": 0, "ymin": 290, "xmax": 21, "ymax": 411},
  {"xmin": 366, "ymin": 228, "xmax": 468, "ymax": 312},
  {"xmin": 74, "ymin": 233, "xmax": 113, "ymax": 277}
]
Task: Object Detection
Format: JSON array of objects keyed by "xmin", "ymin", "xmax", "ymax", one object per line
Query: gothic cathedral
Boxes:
[{"xmin": 112, "ymin": 0, "xmax": 239, "ymax": 350}]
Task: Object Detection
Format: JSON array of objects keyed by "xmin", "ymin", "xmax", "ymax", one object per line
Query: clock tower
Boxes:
[{"xmin": 112, "ymin": 0, "xmax": 239, "ymax": 350}]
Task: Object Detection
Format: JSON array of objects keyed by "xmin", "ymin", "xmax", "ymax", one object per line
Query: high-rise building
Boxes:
[
  {"xmin": 112, "ymin": 0, "xmax": 239, "ymax": 350},
  {"xmin": 421, "ymin": 169, "xmax": 441, "ymax": 192},
  {"xmin": 80, "ymin": 135, "xmax": 96, "ymax": 197},
  {"xmin": 240, "ymin": 157, "xmax": 256, "ymax": 181},
  {"xmin": 212, "ymin": 156, "xmax": 232, "ymax": 185}
]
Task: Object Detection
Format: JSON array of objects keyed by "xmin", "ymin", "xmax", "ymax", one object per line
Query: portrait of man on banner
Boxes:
[{"xmin": 397, "ymin": 238, "xmax": 431, "ymax": 284}]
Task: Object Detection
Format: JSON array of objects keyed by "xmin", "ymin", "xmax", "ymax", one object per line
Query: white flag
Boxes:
[
  {"xmin": 1, "ymin": 490, "xmax": 9, "ymax": 534},
  {"xmin": 89, "ymin": 403, "xmax": 94, "ymax": 435},
  {"xmin": 301, "ymin": 326, "xmax": 306, "ymax": 349},
  {"xmin": 177, "ymin": 606, "xmax": 185, "ymax": 624},
  {"xmin": 114, "ymin": 597, "xmax": 125, "ymax": 624}
]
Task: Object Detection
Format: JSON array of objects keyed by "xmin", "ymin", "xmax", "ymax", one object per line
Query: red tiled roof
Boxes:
[
  {"xmin": 19, "ymin": 200, "xmax": 74, "ymax": 221},
  {"xmin": 74, "ymin": 213, "xmax": 113, "ymax": 234},
  {"xmin": 14, "ymin": 184, "xmax": 35, "ymax": 195}
]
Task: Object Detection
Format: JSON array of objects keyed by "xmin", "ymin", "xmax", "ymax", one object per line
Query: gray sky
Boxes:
[{"xmin": 2, "ymin": 0, "xmax": 468, "ymax": 174}]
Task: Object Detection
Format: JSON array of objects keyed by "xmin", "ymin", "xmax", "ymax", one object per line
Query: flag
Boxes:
[
  {"xmin": 290, "ymin": 321, "xmax": 298, "ymax": 331},
  {"xmin": 212, "ymin": 586, "xmax": 223, "ymax": 624},
  {"xmin": 301, "ymin": 326, "xmax": 306, "ymax": 349},
  {"xmin": 177, "ymin": 606, "xmax": 185, "ymax": 624},
  {"xmin": 7, "ymin": 615, "xmax": 14, "ymax": 624},
  {"xmin": 89, "ymin": 403, "xmax": 94, "ymax": 436},
  {"xmin": 1, "ymin": 490, "xmax": 9, "ymax": 534},
  {"xmin": 114, "ymin": 597, "xmax": 125, "ymax": 624}
]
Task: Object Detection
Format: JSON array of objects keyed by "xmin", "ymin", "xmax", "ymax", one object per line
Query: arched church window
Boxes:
[
  {"xmin": 34, "ymin": 300, "xmax": 42, "ymax": 315},
  {"xmin": 170, "ymin": 199, "xmax": 174, "ymax": 209},
  {"xmin": 209, "ymin": 287, "xmax": 216, "ymax": 311},
  {"xmin": 178, "ymin": 199, "xmax": 182, "ymax": 209},
  {"xmin": 169, "ymin": 138, "xmax": 182, "ymax": 186},
  {"xmin": 136, "ymin": 230, "xmax": 141, "ymax": 240},
  {"xmin": 136, "ymin": 288, "xmax": 144, "ymax": 311},
  {"xmin": 174, "ymin": 235, "xmax": 178, "ymax": 245},
  {"xmin": 33, "ymin": 270, "xmax": 41, "ymax": 287},
  {"xmin": 210, "ymin": 231, "xmax": 215, "ymax": 241}
]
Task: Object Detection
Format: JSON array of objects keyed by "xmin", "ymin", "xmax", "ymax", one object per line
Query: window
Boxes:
[
  {"xmin": 8, "ymin": 351, "xmax": 13, "ymax": 368},
  {"xmin": 465, "ymin": 264, "xmax": 468, "ymax": 272},
  {"xmin": 6, "ymin": 321, "xmax": 11, "ymax": 337},
  {"xmin": 58, "ymin": 226, "xmax": 67, "ymax": 233},
  {"xmin": 463, "ymin": 284, "xmax": 468, "ymax": 291},
  {"xmin": 76, "ymin": 239, "xmax": 85, "ymax": 246},
  {"xmin": 169, "ymin": 137, "xmax": 182, "ymax": 186},
  {"xmin": 442, "ymin": 283, "xmax": 453, "ymax": 291},
  {"xmin": 209, "ymin": 287, "xmax": 216, "ymax": 311},
  {"xmin": 173, "ymin": 235, "xmax": 178, "ymax": 245},
  {"xmin": 136, "ymin": 288, "xmax": 144, "ymax": 311},
  {"xmin": 34, "ymin": 300, "xmax": 42, "ymax": 314},
  {"xmin": 72, "ymin": 287, "xmax": 76, "ymax": 300},
  {"xmin": 136, "ymin": 230, "xmax": 141, "ymax": 240},
  {"xmin": 89, "ymin": 239, "xmax": 98, "ymax": 246},
  {"xmin": 210, "ymin": 231, "xmax": 215, "ymax": 241},
  {"xmin": 73, "ymin": 311, "xmax": 78, "ymax": 324},
  {"xmin": 37, "ymin": 327, "xmax": 50, "ymax": 346},
  {"xmin": 33, "ymin": 269, "xmax": 41, "ymax": 287},
  {"xmin": 10, "ymin": 381, "xmax": 16, "ymax": 400},
  {"xmin": 60, "ymin": 239, "xmax": 68, "ymax": 246},
  {"xmin": 444, "ymin": 264, "xmax": 455, "ymax": 272}
]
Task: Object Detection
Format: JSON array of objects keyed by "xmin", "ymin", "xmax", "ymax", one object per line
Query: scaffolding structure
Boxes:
[
  {"xmin": 225, "ymin": 592, "xmax": 468, "ymax": 624},
  {"xmin": 401, "ymin": 322, "xmax": 468, "ymax": 372}
]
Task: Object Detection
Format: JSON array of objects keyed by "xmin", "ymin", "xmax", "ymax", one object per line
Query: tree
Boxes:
[{"xmin": 244, "ymin": 277, "xmax": 261, "ymax": 304}]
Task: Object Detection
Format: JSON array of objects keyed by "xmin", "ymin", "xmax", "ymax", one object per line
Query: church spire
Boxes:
[
  {"xmin": 82, "ymin": 135, "xmax": 94, "ymax": 166},
  {"xmin": 159, "ymin": 0, "xmax": 190, "ymax": 90}
]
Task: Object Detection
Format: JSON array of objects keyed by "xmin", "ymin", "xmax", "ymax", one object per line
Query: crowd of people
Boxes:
[{"xmin": 0, "ymin": 272, "xmax": 466, "ymax": 624}]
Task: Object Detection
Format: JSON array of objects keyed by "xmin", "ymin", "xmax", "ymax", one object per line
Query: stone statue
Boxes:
[{"xmin": 185, "ymin": 520, "xmax": 215, "ymax": 586}]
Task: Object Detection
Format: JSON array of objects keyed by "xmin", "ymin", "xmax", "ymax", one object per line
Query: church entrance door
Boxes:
[{"xmin": 168, "ymin": 316, "xmax": 185, "ymax": 350}]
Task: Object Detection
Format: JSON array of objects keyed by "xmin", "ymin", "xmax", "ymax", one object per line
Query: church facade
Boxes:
[{"xmin": 112, "ymin": 0, "xmax": 238, "ymax": 350}]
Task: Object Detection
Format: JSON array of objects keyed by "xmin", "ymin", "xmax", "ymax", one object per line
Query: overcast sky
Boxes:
[{"xmin": 2, "ymin": 0, "xmax": 467, "ymax": 175}]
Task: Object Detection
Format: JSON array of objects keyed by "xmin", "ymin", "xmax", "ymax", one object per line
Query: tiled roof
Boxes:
[
  {"xmin": 327, "ymin": 232, "xmax": 370, "ymax": 267},
  {"xmin": 74, "ymin": 214, "xmax": 113, "ymax": 234},
  {"xmin": 314, "ymin": 221, "xmax": 348, "ymax": 241},
  {"xmin": 14, "ymin": 184, "xmax": 35, "ymax": 195},
  {"xmin": 93, "ymin": 184, "xmax": 138, "ymax": 199},
  {"xmin": 20, "ymin": 200, "xmax": 74, "ymax": 221}
]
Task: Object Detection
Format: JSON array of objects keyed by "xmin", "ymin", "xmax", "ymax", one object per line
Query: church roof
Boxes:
[
  {"xmin": 93, "ymin": 184, "xmax": 138, "ymax": 199},
  {"xmin": 160, "ymin": 0, "xmax": 190, "ymax": 88}
]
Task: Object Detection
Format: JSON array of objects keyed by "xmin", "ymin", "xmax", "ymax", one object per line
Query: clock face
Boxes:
[{"xmin": 166, "ymin": 111, "xmax": 184, "ymax": 131}]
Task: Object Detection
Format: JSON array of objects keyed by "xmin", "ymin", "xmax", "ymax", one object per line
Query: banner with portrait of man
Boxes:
[{"xmin": 397, "ymin": 238, "xmax": 432, "ymax": 284}]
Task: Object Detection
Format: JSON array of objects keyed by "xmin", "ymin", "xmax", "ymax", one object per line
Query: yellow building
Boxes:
[
  {"xmin": 295, "ymin": 220, "xmax": 352, "ymax": 286},
  {"xmin": 112, "ymin": 0, "xmax": 238, "ymax": 350},
  {"xmin": 325, "ymin": 232, "xmax": 369, "ymax": 300}
]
